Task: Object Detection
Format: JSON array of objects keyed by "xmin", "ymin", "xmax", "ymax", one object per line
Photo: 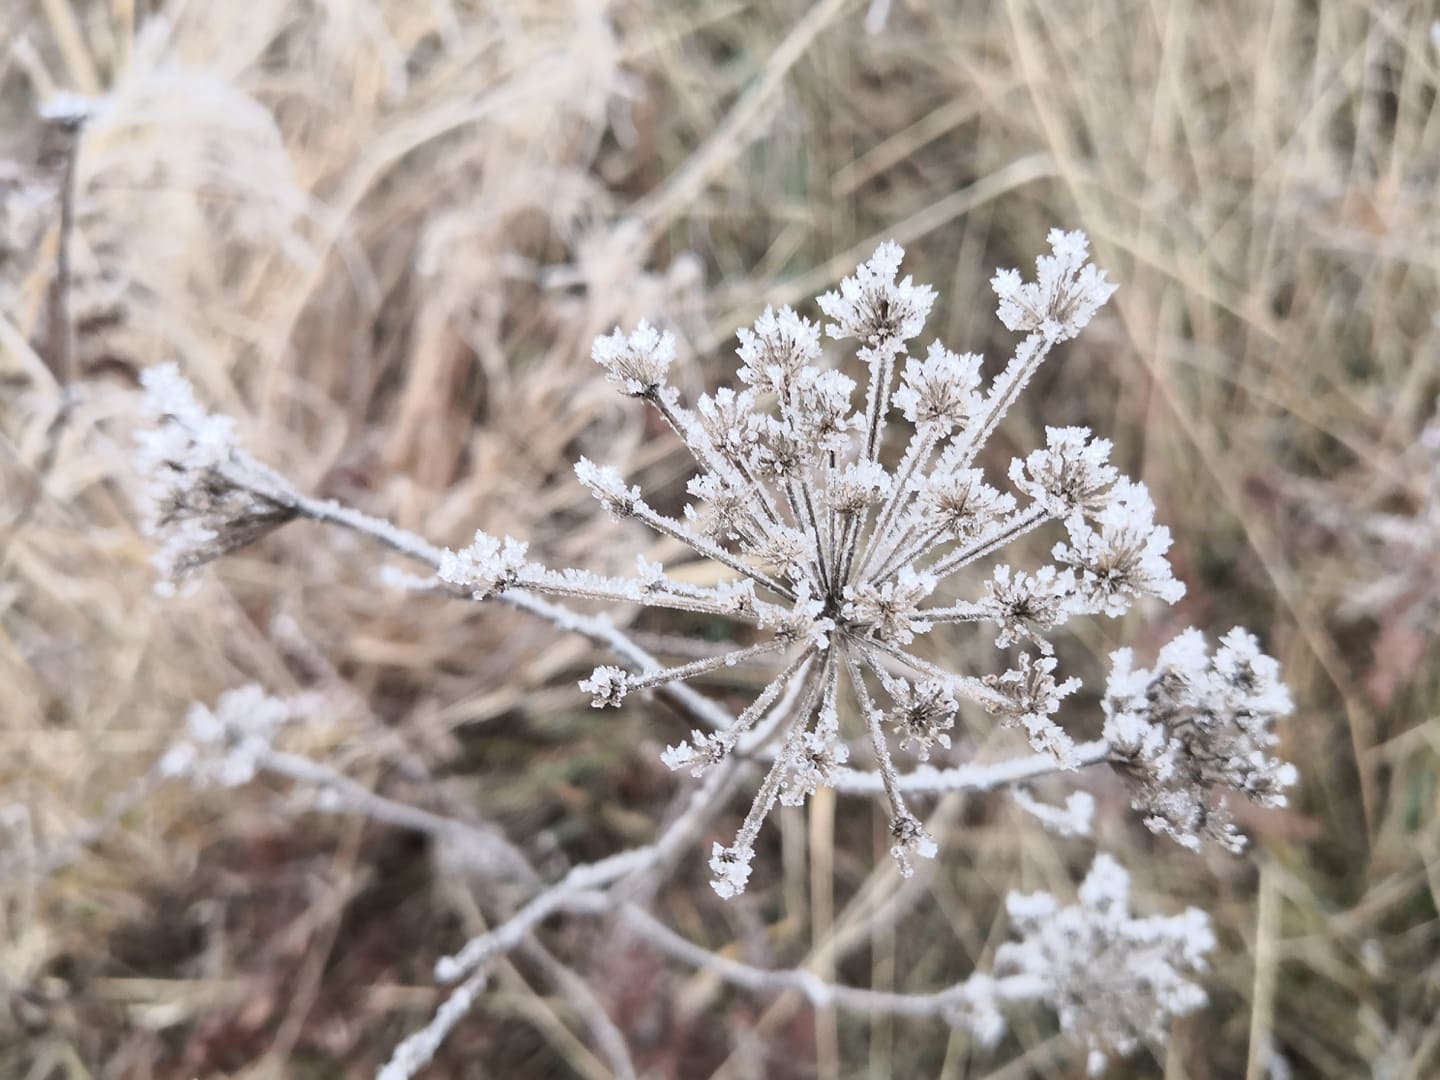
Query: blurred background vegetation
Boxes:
[{"xmin": 1, "ymin": 0, "xmax": 1437, "ymax": 1076}]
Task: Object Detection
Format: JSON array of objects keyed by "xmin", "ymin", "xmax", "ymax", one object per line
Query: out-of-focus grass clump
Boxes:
[{"xmin": 1, "ymin": 1, "xmax": 1436, "ymax": 1076}]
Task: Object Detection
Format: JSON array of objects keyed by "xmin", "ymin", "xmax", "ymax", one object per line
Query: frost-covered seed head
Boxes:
[
  {"xmin": 888, "ymin": 814, "xmax": 938, "ymax": 878},
  {"xmin": 736, "ymin": 306, "xmax": 823, "ymax": 394},
  {"xmin": 996, "ymin": 853, "xmax": 1215, "ymax": 1075},
  {"xmin": 134, "ymin": 363, "xmax": 298, "ymax": 587},
  {"xmin": 842, "ymin": 567, "xmax": 935, "ymax": 645},
  {"xmin": 445, "ymin": 231, "xmax": 1288, "ymax": 903},
  {"xmin": 1009, "ymin": 426, "xmax": 1118, "ymax": 517},
  {"xmin": 591, "ymin": 320, "xmax": 676, "ymax": 396},
  {"xmin": 661, "ymin": 730, "xmax": 729, "ymax": 777},
  {"xmin": 1102, "ymin": 628, "xmax": 1296, "ymax": 852},
  {"xmin": 910, "ymin": 464, "xmax": 1015, "ymax": 537},
  {"xmin": 709, "ymin": 842, "xmax": 754, "ymax": 900},
  {"xmin": 991, "ymin": 229, "xmax": 1118, "ymax": 343},
  {"xmin": 986, "ymin": 654, "xmax": 1083, "ymax": 767},
  {"xmin": 579, "ymin": 665, "xmax": 629, "ymax": 709},
  {"xmin": 818, "ymin": 240, "xmax": 937, "ymax": 346},
  {"xmin": 892, "ymin": 342, "xmax": 983, "ymax": 428},
  {"xmin": 162, "ymin": 684, "xmax": 293, "ymax": 789},
  {"xmin": 826, "ymin": 460, "xmax": 892, "ymax": 515},
  {"xmin": 982, "ymin": 565, "xmax": 1078, "ymax": 651},
  {"xmin": 1054, "ymin": 481, "xmax": 1186, "ymax": 616},
  {"xmin": 881, "ymin": 676, "xmax": 958, "ymax": 760},
  {"xmin": 780, "ymin": 707, "xmax": 850, "ymax": 806}
]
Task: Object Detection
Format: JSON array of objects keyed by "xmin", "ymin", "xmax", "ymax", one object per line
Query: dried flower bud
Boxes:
[
  {"xmin": 892, "ymin": 342, "xmax": 983, "ymax": 427},
  {"xmin": 134, "ymin": 363, "xmax": 298, "ymax": 590}
]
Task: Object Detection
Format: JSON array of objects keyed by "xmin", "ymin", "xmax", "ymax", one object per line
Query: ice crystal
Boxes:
[{"xmin": 432, "ymin": 232, "xmax": 1294, "ymax": 898}]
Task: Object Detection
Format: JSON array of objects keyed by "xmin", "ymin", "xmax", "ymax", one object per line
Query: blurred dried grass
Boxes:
[{"xmin": 1, "ymin": 0, "xmax": 1438, "ymax": 1076}]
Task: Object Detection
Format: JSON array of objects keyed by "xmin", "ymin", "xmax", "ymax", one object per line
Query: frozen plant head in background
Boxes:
[
  {"xmin": 134, "ymin": 364, "xmax": 299, "ymax": 590},
  {"xmin": 437, "ymin": 230, "xmax": 1295, "ymax": 897},
  {"xmin": 992, "ymin": 854, "xmax": 1216, "ymax": 1076}
]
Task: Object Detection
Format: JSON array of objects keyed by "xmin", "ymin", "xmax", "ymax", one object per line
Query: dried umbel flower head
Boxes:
[
  {"xmin": 992, "ymin": 854, "xmax": 1215, "ymax": 1075},
  {"xmin": 134, "ymin": 363, "xmax": 298, "ymax": 590},
  {"xmin": 435, "ymin": 230, "xmax": 1295, "ymax": 899},
  {"xmin": 127, "ymin": 237, "xmax": 1299, "ymax": 1080},
  {"xmin": 1103, "ymin": 627, "xmax": 1298, "ymax": 853}
]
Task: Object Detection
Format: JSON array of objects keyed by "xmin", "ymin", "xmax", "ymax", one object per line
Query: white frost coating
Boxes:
[
  {"xmin": 579, "ymin": 665, "xmax": 630, "ymax": 709},
  {"xmin": 437, "ymin": 531, "xmax": 531, "ymax": 598},
  {"xmin": 708, "ymin": 841, "xmax": 754, "ymax": 899},
  {"xmin": 1012, "ymin": 788, "xmax": 1095, "ymax": 838}
]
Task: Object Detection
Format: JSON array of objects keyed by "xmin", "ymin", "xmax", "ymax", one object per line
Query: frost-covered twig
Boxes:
[{"xmin": 827, "ymin": 739, "xmax": 1110, "ymax": 795}]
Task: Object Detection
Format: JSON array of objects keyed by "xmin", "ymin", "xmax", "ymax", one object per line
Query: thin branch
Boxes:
[
  {"xmin": 619, "ymin": 904, "xmax": 1044, "ymax": 1017},
  {"xmin": 829, "ymin": 740, "xmax": 1110, "ymax": 795}
]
